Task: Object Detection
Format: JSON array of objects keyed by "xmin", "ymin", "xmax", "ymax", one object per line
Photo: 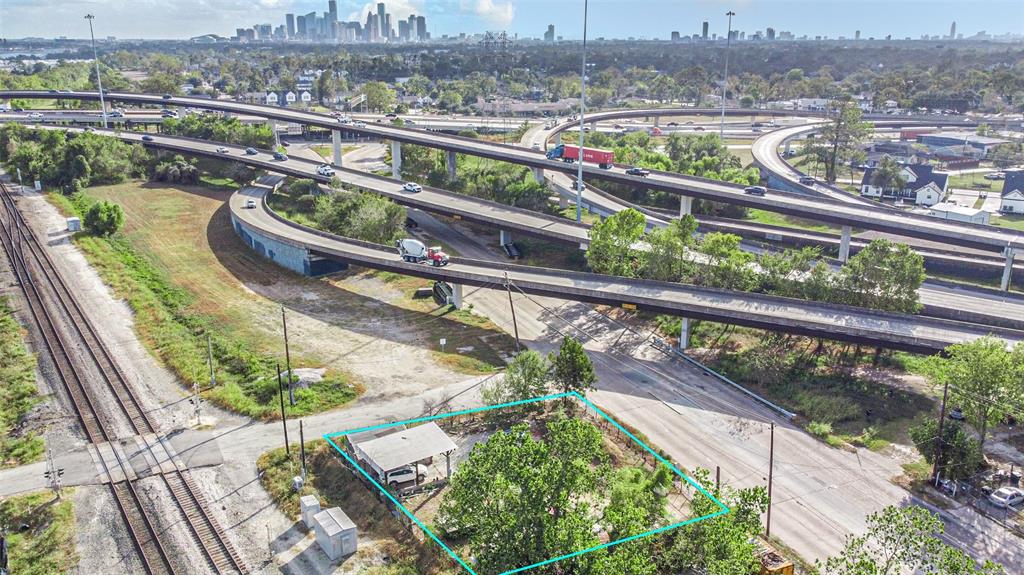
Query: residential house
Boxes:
[
  {"xmin": 1001, "ymin": 169, "xmax": 1024, "ymax": 214},
  {"xmin": 860, "ymin": 163, "xmax": 948, "ymax": 206},
  {"xmin": 923, "ymin": 202, "xmax": 990, "ymax": 225}
]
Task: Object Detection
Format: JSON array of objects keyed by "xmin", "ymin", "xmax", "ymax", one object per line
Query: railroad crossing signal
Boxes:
[{"xmin": 43, "ymin": 448, "xmax": 64, "ymax": 499}]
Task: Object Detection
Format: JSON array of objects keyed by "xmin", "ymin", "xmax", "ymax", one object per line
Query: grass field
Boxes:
[
  {"xmin": 746, "ymin": 208, "xmax": 842, "ymax": 234},
  {"xmin": 310, "ymin": 144, "xmax": 358, "ymax": 160},
  {"xmin": 0, "ymin": 490, "xmax": 78, "ymax": 575},
  {"xmin": 993, "ymin": 213, "xmax": 1024, "ymax": 232},
  {"xmin": 0, "ymin": 296, "xmax": 44, "ymax": 468},
  {"xmin": 51, "ymin": 181, "xmax": 361, "ymax": 419}
]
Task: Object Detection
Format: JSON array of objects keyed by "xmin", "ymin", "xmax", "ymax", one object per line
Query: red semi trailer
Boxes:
[{"xmin": 546, "ymin": 144, "xmax": 615, "ymax": 169}]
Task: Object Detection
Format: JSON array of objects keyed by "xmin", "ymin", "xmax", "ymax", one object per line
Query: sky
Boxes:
[{"xmin": 1, "ymin": 0, "xmax": 1022, "ymax": 41}]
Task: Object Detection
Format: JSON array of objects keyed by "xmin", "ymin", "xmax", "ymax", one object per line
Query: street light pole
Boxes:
[
  {"xmin": 575, "ymin": 0, "xmax": 589, "ymax": 223},
  {"xmin": 84, "ymin": 14, "xmax": 108, "ymax": 129},
  {"xmin": 719, "ymin": 10, "xmax": 735, "ymax": 139}
]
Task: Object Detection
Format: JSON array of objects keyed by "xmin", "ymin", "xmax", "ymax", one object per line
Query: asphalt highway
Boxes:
[{"xmin": 5, "ymin": 90, "xmax": 1018, "ymax": 253}]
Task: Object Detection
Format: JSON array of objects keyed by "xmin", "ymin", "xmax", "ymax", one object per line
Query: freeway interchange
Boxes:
[{"xmin": 4, "ymin": 90, "xmax": 1022, "ymax": 353}]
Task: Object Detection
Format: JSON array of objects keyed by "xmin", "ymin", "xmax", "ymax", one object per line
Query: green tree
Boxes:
[
  {"xmin": 361, "ymin": 81, "xmax": 397, "ymax": 112},
  {"xmin": 437, "ymin": 418, "xmax": 607, "ymax": 574},
  {"xmin": 695, "ymin": 232, "xmax": 757, "ymax": 291},
  {"xmin": 83, "ymin": 200, "xmax": 125, "ymax": 237},
  {"xmin": 820, "ymin": 505, "xmax": 1004, "ymax": 575},
  {"xmin": 800, "ymin": 98, "xmax": 872, "ymax": 183},
  {"xmin": 313, "ymin": 191, "xmax": 406, "ymax": 244},
  {"xmin": 870, "ymin": 156, "xmax": 907, "ymax": 194},
  {"xmin": 482, "ymin": 350, "xmax": 550, "ymax": 406},
  {"xmin": 586, "ymin": 208, "xmax": 646, "ymax": 277},
  {"xmin": 640, "ymin": 215, "xmax": 698, "ymax": 283},
  {"xmin": 836, "ymin": 238, "xmax": 924, "ymax": 313},
  {"xmin": 924, "ymin": 337, "xmax": 1023, "ymax": 453},
  {"xmin": 660, "ymin": 467, "xmax": 768, "ymax": 575},
  {"xmin": 549, "ymin": 336, "xmax": 596, "ymax": 398},
  {"xmin": 908, "ymin": 417, "xmax": 983, "ymax": 481}
]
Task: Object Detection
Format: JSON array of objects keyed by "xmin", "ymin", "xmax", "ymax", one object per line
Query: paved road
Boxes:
[{"xmin": 6, "ymin": 91, "xmax": 1017, "ymax": 254}]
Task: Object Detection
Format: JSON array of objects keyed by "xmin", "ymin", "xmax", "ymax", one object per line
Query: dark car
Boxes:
[
  {"xmin": 949, "ymin": 407, "xmax": 965, "ymax": 421},
  {"xmin": 48, "ymin": 89, "xmax": 59, "ymax": 94},
  {"xmin": 743, "ymin": 185, "xmax": 767, "ymax": 196},
  {"xmin": 245, "ymin": 147, "xmax": 258, "ymax": 155},
  {"xmin": 798, "ymin": 176, "xmax": 815, "ymax": 185},
  {"xmin": 141, "ymin": 135, "xmax": 154, "ymax": 142},
  {"xmin": 162, "ymin": 94, "xmax": 173, "ymax": 100},
  {"xmin": 273, "ymin": 152, "xmax": 288, "ymax": 161},
  {"xmin": 666, "ymin": 121, "xmax": 679, "ymax": 127},
  {"xmin": 625, "ymin": 167, "xmax": 650, "ymax": 177}
]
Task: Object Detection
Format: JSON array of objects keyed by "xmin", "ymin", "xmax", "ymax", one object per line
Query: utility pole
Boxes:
[
  {"xmin": 504, "ymin": 272, "xmax": 521, "ymax": 353},
  {"xmin": 720, "ymin": 10, "xmax": 735, "ymax": 138},
  {"xmin": 281, "ymin": 306, "xmax": 295, "ymax": 406},
  {"xmin": 84, "ymin": 14, "xmax": 108, "ymax": 129},
  {"xmin": 277, "ymin": 364, "xmax": 290, "ymax": 456},
  {"xmin": 765, "ymin": 421, "xmax": 775, "ymax": 538},
  {"xmin": 206, "ymin": 334, "xmax": 215, "ymax": 388},
  {"xmin": 932, "ymin": 380, "xmax": 950, "ymax": 486},
  {"xmin": 575, "ymin": 0, "xmax": 589, "ymax": 223},
  {"xmin": 299, "ymin": 420, "xmax": 307, "ymax": 480}
]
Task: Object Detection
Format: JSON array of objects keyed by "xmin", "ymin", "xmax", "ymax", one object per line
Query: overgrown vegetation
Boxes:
[
  {"xmin": 0, "ymin": 491, "xmax": 78, "ymax": 575},
  {"xmin": 588, "ymin": 209, "xmax": 925, "ymax": 313},
  {"xmin": 0, "ymin": 296, "xmax": 44, "ymax": 468},
  {"xmin": 161, "ymin": 114, "xmax": 274, "ymax": 149},
  {"xmin": 50, "ymin": 189, "xmax": 360, "ymax": 419}
]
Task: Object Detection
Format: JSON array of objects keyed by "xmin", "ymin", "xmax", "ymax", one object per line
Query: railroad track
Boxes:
[{"xmin": 0, "ymin": 182, "xmax": 246, "ymax": 574}]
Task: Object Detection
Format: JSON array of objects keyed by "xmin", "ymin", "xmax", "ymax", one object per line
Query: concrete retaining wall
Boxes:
[{"xmin": 231, "ymin": 212, "xmax": 346, "ymax": 276}]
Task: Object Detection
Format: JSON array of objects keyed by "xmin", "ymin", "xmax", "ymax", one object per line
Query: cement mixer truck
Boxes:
[{"xmin": 396, "ymin": 238, "xmax": 450, "ymax": 267}]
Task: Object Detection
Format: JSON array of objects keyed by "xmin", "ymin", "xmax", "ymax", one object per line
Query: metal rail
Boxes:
[{"xmin": 0, "ymin": 182, "xmax": 247, "ymax": 574}]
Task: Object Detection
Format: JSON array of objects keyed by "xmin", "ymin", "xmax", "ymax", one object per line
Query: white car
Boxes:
[
  {"xmin": 244, "ymin": 199, "xmax": 256, "ymax": 209},
  {"xmin": 402, "ymin": 182, "xmax": 423, "ymax": 193},
  {"xmin": 216, "ymin": 146, "xmax": 229, "ymax": 154},
  {"xmin": 316, "ymin": 164, "xmax": 335, "ymax": 176},
  {"xmin": 989, "ymin": 487, "xmax": 1024, "ymax": 508},
  {"xmin": 337, "ymin": 116, "xmax": 351, "ymax": 124},
  {"xmin": 352, "ymin": 121, "xmax": 366, "ymax": 128},
  {"xmin": 384, "ymin": 464, "xmax": 428, "ymax": 488},
  {"xmin": 28, "ymin": 112, "xmax": 43, "ymax": 119}
]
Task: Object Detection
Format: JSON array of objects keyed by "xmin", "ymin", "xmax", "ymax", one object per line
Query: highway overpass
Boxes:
[
  {"xmin": 4, "ymin": 91, "xmax": 1018, "ymax": 259},
  {"xmin": 228, "ymin": 181, "xmax": 1021, "ymax": 354}
]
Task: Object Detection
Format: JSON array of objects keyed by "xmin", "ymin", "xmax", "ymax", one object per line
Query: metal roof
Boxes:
[
  {"xmin": 354, "ymin": 422, "xmax": 457, "ymax": 472},
  {"xmin": 313, "ymin": 507, "xmax": 355, "ymax": 536}
]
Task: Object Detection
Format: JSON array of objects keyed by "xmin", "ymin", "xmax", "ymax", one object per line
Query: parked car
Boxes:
[
  {"xmin": 798, "ymin": 176, "xmax": 816, "ymax": 185},
  {"xmin": 316, "ymin": 164, "xmax": 335, "ymax": 176},
  {"xmin": 984, "ymin": 172, "xmax": 1005, "ymax": 181},
  {"xmin": 989, "ymin": 487, "xmax": 1024, "ymax": 508},
  {"xmin": 141, "ymin": 135, "xmax": 154, "ymax": 142},
  {"xmin": 216, "ymin": 146, "xmax": 229, "ymax": 154},
  {"xmin": 244, "ymin": 147, "xmax": 258, "ymax": 155},
  {"xmin": 625, "ymin": 167, "xmax": 650, "ymax": 177},
  {"xmin": 949, "ymin": 407, "xmax": 965, "ymax": 421},
  {"xmin": 244, "ymin": 198, "xmax": 257, "ymax": 209},
  {"xmin": 403, "ymin": 182, "xmax": 423, "ymax": 193},
  {"xmin": 384, "ymin": 464, "xmax": 428, "ymax": 488},
  {"xmin": 273, "ymin": 152, "xmax": 288, "ymax": 161},
  {"xmin": 744, "ymin": 185, "xmax": 767, "ymax": 196}
]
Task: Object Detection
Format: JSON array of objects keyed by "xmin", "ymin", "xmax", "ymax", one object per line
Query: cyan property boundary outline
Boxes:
[{"xmin": 324, "ymin": 391, "xmax": 729, "ymax": 575}]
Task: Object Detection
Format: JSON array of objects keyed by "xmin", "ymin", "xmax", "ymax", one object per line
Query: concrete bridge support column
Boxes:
[
  {"xmin": 331, "ymin": 130, "xmax": 343, "ymax": 168},
  {"xmin": 532, "ymin": 167, "xmax": 545, "ymax": 185},
  {"xmin": 678, "ymin": 317, "xmax": 692, "ymax": 351},
  {"xmin": 654, "ymin": 116, "xmax": 661, "ymax": 128},
  {"xmin": 446, "ymin": 150, "xmax": 458, "ymax": 183},
  {"xmin": 500, "ymin": 230, "xmax": 512, "ymax": 246},
  {"xmin": 450, "ymin": 283, "xmax": 463, "ymax": 309},
  {"xmin": 838, "ymin": 225, "xmax": 852, "ymax": 263},
  {"xmin": 554, "ymin": 132, "xmax": 562, "ymax": 146},
  {"xmin": 1002, "ymin": 248, "xmax": 1017, "ymax": 292},
  {"xmin": 390, "ymin": 141, "xmax": 402, "ymax": 180},
  {"xmin": 679, "ymin": 196, "xmax": 693, "ymax": 218},
  {"xmin": 269, "ymin": 119, "xmax": 280, "ymax": 148}
]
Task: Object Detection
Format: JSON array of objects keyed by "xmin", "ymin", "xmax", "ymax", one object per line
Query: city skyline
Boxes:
[
  {"xmin": 1, "ymin": 0, "xmax": 1021, "ymax": 41},
  {"xmin": 231, "ymin": 1, "xmax": 429, "ymax": 43}
]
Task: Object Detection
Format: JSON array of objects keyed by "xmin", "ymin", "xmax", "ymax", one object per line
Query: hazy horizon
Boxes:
[{"xmin": 1, "ymin": 0, "xmax": 1022, "ymax": 43}]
